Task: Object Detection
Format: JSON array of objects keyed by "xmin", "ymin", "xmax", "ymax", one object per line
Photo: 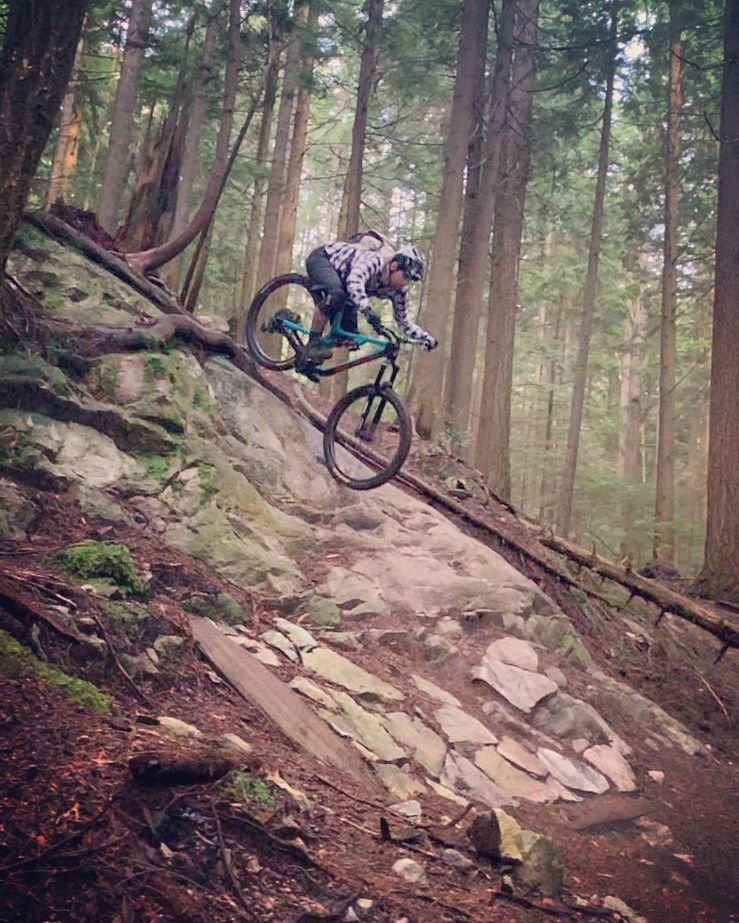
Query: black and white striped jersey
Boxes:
[{"xmin": 322, "ymin": 240, "xmax": 435, "ymax": 348}]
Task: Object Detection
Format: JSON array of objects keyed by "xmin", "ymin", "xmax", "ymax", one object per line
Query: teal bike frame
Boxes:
[{"xmin": 275, "ymin": 309, "xmax": 404, "ymax": 385}]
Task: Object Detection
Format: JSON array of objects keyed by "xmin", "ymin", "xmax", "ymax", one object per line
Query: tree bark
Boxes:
[
  {"xmin": 274, "ymin": 1, "xmax": 317, "ymax": 276},
  {"xmin": 44, "ymin": 39, "xmax": 85, "ymax": 209},
  {"xmin": 235, "ymin": 44, "xmax": 281, "ymax": 344},
  {"xmin": 698, "ymin": 0, "xmax": 739, "ymax": 601},
  {"xmin": 618, "ymin": 287, "xmax": 647, "ymax": 562},
  {"xmin": 97, "ymin": 0, "xmax": 153, "ymax": 236},
  {"xmin": 0, "ymin": 0, "xmax": 89, "ymax": 272},
  {"xmin": 409, "ymin": 0, "xmax": 490, "ymax": 440},
  {"xmin": 473, "ymin": 0, "xmax": 538, "ymax": 496},
  {"xmin": 337, "ymin": 0, "xmax": 384, "ymax": 239},
  {"xmin": 653, "ymin": 4, "xmax": 682, "ymax": 564},
  {"xmin": 125, "ymin": 0, "xmax": 241, "ymax": 277},
  {"xmin": 255, "ymin": 3, "xmax": 307, "ymax": 289},
  {"xmin": 115, "ymin": 15, "xmax": 197, "ymax": 253},
  {"xmin": 555, "ymin": 0, "xmax": 620, "ymax": 536},
  {"xmin": 444, "ymin": 0, "xmax": 515, "ymax": 447}
]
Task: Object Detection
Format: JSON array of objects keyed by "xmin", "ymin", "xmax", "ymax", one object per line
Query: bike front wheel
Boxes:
[
  {"xmin": 245, "ymin": 272, "xmax": 314, "ymax": 370},
  {"xmin": 323, "ymin": 384, "xmax": 412, "ymax": 490}
]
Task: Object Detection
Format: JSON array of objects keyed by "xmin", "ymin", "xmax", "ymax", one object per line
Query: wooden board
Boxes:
[{"xmin": 190, "ymin": 617, "xmax": 380, "ymax": 791}]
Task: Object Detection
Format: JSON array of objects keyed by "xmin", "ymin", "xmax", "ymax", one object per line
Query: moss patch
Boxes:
[
  {"xmin": 198, "ymin": 463, "xmax": 216, "ymax": 507},
  {"xmin": 47, "ymin": 540, "xmax": 147, "ymax": 597},
  {"xmin": 218, "ymin": 771, "xmax": 276, "ymax": 809},
  {"xmin": 183, "ymin": 591, "xmax": 247, "ymax": 626},
  {"xmin": 0, "ymin": 629, "xmax": 111, "ymax": 713}
]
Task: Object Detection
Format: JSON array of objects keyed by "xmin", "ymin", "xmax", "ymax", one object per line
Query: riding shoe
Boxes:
[{"xmin": 301, "ymin": 341, "xmax": 333, "ymax": 365}]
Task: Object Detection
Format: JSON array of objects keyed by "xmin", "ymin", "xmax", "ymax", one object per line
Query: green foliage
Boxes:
[
  {"xmin": 218, "ymin": 771, "xmax": 276, "ymax": 809},
  {"xmin": 47, "ymin": 541, "xmax": 147, "ymax": 596},
  {"xmin": 20, "ymin": 0, "xmax": 723, "ymax": 574},
  {"xmin": 0, "ymin": 629, "xmax": 111, "ymax": 713}
]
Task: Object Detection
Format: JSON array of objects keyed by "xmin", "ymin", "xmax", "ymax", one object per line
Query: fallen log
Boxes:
[
  {"xmin": 129, "ymin": 748, "xmax": 241, "ymax": 787},
  {"xmin": 539, "ymin": 534, "xmax": 739, "ymax": 653}
]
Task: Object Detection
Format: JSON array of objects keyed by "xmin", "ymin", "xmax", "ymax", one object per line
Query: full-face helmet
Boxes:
[{"xmin": 394, "ymin": 244, "xmax": 425, "ymax": 282}]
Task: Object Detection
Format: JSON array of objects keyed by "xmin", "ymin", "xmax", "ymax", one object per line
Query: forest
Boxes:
[{"xmin": 0, "ymin": 0, "xmax": 737, "ymax": 599}]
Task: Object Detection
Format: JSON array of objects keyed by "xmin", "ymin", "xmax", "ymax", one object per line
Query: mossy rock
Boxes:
[
  {"xmin": 183, "ymin": 591, "xmax": 247, "ymax": 626},
  {"xmin": 0, "ymin": 629, "xmax": 111, "ymax": 713},
  {"xmin": 525, "ymin": 615, "xmax": 593, "ymax": 670},
  {"xmin": 47, "ymin": 540, "xmax": 147, "ymax": 597}
]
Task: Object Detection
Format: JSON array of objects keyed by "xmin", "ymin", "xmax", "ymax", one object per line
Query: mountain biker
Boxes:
[{"xmin": 299, "ymin": 230, "xmax": 438, "ymax": 366}]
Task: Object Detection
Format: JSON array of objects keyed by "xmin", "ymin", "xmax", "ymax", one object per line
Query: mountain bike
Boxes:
[{"xmin": 246, "ymin": 272, "xmax": 414, "ymax": 491}]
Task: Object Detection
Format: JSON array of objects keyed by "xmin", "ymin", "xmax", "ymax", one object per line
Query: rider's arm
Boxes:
[{"xmin": 390, "ymin": 289, "xmax": 437, "ymax": 349}]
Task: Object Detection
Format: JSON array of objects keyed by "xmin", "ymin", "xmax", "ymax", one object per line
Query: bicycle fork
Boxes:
[{"xmin": 355, "ymin": 363, "xmax": 399, "ymax": 443}]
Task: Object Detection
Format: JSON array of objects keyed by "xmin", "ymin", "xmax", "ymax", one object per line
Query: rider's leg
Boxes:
[
  {"xmin": 340, "ymin": 301, "xmax": 358, "ymax": 334},
  {"xmin": 306, "ymin": 249, "xmax": 347, "ymax": 332},
  {"xmin": 303, "ymin": 249, "xmax": 346, "ymax": 363}
]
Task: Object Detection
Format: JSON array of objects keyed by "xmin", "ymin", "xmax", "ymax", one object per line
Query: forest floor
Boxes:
[
  {"xmin": 1, "ymin": 438, "xmax": 737, "ymax": 923},
  {"xmin": 0, "ymin": 244, "xmax": 737, "ymax": 923}
]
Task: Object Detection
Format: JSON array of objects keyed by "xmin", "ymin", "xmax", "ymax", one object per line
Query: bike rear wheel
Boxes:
[
  {"xmin": 245, "ymin": 273, "xmax": 314, "ymax": 370},
  {"xmin": 323, "ymin": 384, "xmax": 412, "ymax": 490}
]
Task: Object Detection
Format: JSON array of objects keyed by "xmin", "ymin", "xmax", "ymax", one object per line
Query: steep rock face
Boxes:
[{"xmin": 0, "ymin": 227, "xmax": 708, "ymax": 895}]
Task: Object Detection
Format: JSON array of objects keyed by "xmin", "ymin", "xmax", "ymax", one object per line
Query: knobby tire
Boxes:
[
  {"xmin": 323, "ymin": 383, "xmax": 412, "ymax": 490},
  {"xmin": 245, "ymin": 272, "xmax": 313, "ymax": 370}
]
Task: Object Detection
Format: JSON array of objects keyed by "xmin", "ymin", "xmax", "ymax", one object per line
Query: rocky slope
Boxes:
[{"xmin": 0, "ymin": 218, "xmax": 736, "ymax": 923}]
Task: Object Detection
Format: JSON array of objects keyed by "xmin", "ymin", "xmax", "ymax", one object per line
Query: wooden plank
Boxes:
[{"xmin": 190, "ymin": 617, "xmax": 380, "ymax": 791}]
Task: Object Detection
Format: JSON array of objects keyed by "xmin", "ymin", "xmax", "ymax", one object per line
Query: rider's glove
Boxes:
[
  {"xmin": 421, "ymin": 333, "xmax": 438, "ymax": 351},
  {"xmin": 366, "ymin": 309, "xmax": 384, "ymax": 334}
]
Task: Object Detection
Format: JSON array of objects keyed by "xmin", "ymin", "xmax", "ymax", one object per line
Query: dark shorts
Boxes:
[{"xmin": 306, "ymin": 248, "xmax": 347, "ymax": 319}]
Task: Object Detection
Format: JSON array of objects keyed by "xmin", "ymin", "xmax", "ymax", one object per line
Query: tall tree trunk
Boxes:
[
  {"xmin": 618, "ymin": 287, "xmax": 647, "ymax": 562},
  {"xmin": 178, "ymin": 87, "xmax": 264, "ymax": 308},
  {"xmin": 473, "ymin": 0, "xmax": 538, "ymax": 497},
  {"xmin": 653, "ymin": 5, "xmax": 682, "ymax": 564},
  {"xmin": 275, "ymin": 1, "xmax": 317, "ymax": 276},
  {"xmin": 255, "ymin": 2, "xmax": 307, "ymax": 289},
  {"xmin": 125, "ymin": 0, "xmax": 241, "ymax": 277},
  {"xmin": 698, "ymin": 0, "xmax": 739, "ymax": 600},
  {"xmin": 337, "ymin": 0, "xmax": 384, "ymax": 239},
  {"xmin": 538, "ymin": 297, "xmax": 564, "ymax": 526},
  {"xmin": 0, "ymin": 0, "xmax": 89, "ymax": 271},
  {"xmin": 409, "ymin": 0, "xmax": 490, "ymax": 440},
  {"xmin": 97, "ymin": 0, "xmax": 153, "ymax": 236},
  {"xmin": 165, "ymin": 6, "xmax": 223, "ymax": 291},
  {"xmin": 45, "ymin": 38, "xmax": 85, "ymax": 208},
  {"xmin": 683, "ymin": 284, "xmax": 711, "ymax": 532},
  {"xmin": 444, "ymin": 0, "xmax": 515, "ymax": 449},
  {"xmin": 235, "ymin": 44, "xmax": 281, "ymax": 344},
  {"xmin": 115, "ymin": 15, "xmax": 196, "ymax": 252},
  {"xmin": 331, "ymin": 0, "xmax": 385, "ymax": 401},
  {"xmin": 555, "ymin": 1, "xmax": 620, "ymax": 536}
]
